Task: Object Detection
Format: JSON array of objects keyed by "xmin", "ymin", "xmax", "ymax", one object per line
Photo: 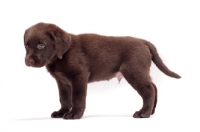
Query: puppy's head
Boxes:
[{"xmin": 24, "ymin": 22, "xmax": 71, "ymax": 67}]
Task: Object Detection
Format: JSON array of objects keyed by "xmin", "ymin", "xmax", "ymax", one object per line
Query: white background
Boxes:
[{"xmin": 0, "ymin": 0, "xmax": 200, "ymax": 132}]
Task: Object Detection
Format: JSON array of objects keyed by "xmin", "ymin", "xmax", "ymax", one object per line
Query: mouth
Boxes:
[
  {"xmin": 25, "ymin": 53, "xmax": 56, "ymax": 68},
  {"xmin": 25, "ymin": 58, "xmax": 46, "ymax": 68}
]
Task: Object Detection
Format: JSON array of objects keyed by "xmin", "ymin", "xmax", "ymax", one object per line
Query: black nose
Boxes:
[{"xmin": 26, "ymin": 58, "xmax": 35, "ymax": 66}]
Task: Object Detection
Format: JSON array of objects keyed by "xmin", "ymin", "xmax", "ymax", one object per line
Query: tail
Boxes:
[{"xmin": 146, "ymin": 42, "xmax": 181, "ymax": 79}]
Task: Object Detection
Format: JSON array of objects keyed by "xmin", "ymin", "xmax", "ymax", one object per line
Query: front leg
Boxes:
[
  {"xmin": 63, "ymin": 74, "xmax": 88, "ymax": 119},
  {"xmin": 51, "ymin": 79, "xmax": 72, "ymax": 118}
]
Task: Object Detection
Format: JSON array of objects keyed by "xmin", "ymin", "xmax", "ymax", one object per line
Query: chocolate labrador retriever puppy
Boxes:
[{"xmin": 24, "ymin": 22, "xmax": 181, "ymax": 119}]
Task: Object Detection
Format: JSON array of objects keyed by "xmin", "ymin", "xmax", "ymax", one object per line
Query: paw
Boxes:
[
  {"xmin": 51, "ymin": 111, "xmax": 64, "ymax": 118},
  {"xmin": 63, "ymin": 108, "xmax": 84, "ymax": 119},
  {"xmin": 133, "ymin": 111, "xmax": 151, "ymax": 118},
  {"xmin": 51, "ymin": 109, "xmax": 69, "ymax": 118}
]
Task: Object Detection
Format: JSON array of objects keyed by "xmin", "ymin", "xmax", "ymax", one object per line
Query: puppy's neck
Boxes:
[{"xmin": 46, "ymin": 55, "xmax": 58, "ymax": 66}]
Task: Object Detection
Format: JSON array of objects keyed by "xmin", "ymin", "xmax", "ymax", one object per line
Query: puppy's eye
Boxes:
[{"xmin": 37, "ymin": 44, "xmax": 45, "ymax": 49}]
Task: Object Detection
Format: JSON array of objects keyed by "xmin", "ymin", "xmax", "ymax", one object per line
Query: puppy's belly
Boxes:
[{"xmin": 88, "ymin": 71, "xmax": 124, "ymax": 82}]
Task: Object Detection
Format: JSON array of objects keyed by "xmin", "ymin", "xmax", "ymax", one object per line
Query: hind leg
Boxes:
[
  {"xmin": 121, "ymin": 69, "xmax": 155, "ymax": 118},
  {"xmin": 133, "ymin": 82, "xmax": 156, "ymax": 118},
  {"xmin": 151, "ymin": 83, "xmax": 157, "ymax": 115}
]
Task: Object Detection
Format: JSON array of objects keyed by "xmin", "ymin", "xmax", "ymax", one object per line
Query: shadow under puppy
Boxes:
[{"xmin": 24, "ymin": 22, "xmax": 181, "ymax": 119}]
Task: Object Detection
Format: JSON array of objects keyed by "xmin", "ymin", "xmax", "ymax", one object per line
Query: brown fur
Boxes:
[{"xmin": 24, "ymin": 22, "xmax": 181, "ymax": 119}]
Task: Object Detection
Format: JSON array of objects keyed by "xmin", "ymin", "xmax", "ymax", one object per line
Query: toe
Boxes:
[{"xmin": 51, "ymin": 111, "xmax": 59, "ymax": 118}]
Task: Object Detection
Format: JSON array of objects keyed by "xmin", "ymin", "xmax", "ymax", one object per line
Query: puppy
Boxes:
[{"xmin": 24, "ymin": 22, "xmax": 181, "ymax": 119}]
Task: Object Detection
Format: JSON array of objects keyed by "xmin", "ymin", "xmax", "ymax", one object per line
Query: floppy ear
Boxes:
[{"xmin": 46, "ymin": 25, "xmax": 71, "ymax": 59}]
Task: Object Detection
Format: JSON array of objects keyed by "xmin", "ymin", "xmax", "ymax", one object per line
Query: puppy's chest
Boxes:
[{"xmin": 47, "ymin": 61, "xmax": 83, "ymax": 77}]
